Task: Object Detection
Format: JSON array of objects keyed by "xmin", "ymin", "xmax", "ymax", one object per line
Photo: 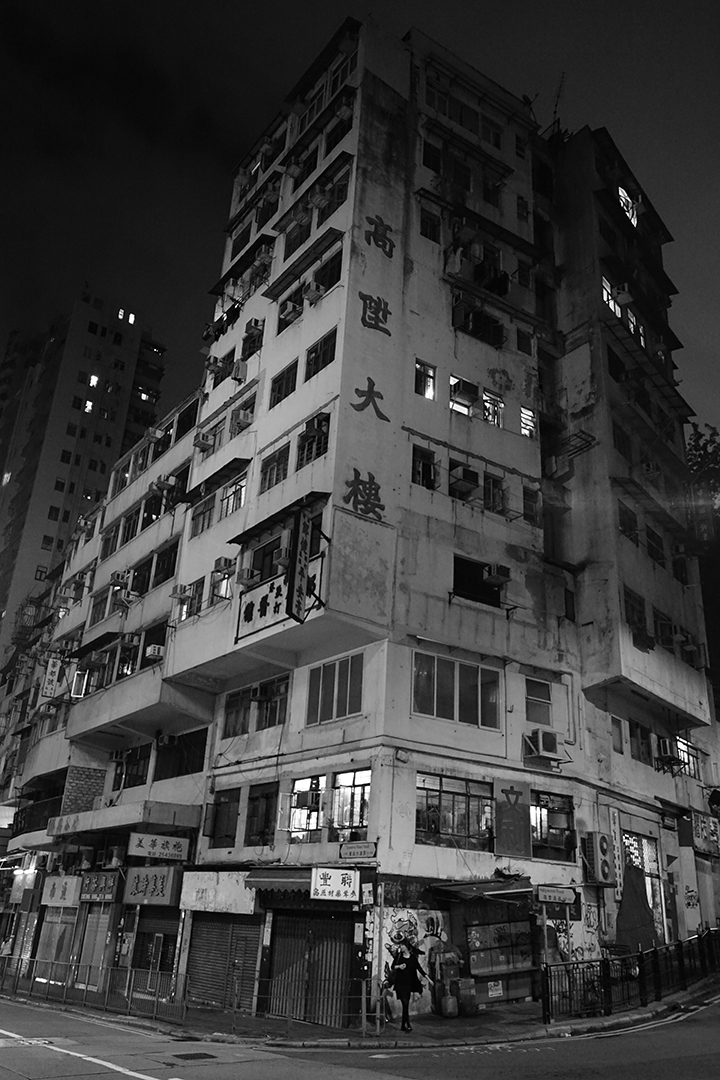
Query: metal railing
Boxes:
[
  {"xmin": 0, "ymin": 957, "xmax": 188, "ymax": 1023},
  {"xmin": 257, "ymin": 975, "xmax": 375, "ymax": 1033},
  {"xmin": 542, "ymin": 928, "xmax": 720, "ymax": 1023}
]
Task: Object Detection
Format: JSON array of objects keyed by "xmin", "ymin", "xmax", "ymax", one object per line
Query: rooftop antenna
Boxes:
[{"xmin": 552, "ymin": 71, "xmax": 566, "ymax": 128}]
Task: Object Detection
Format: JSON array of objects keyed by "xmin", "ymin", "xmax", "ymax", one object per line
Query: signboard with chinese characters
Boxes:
[
  {"xmin": 128, "ymin": 832, "xmax": 189, "ymax": 862},
  {"xmin": 310, "ymin": 867, "xmax": 360, "ymax": 902},
  {"xmin": 494, "ymin": 781, "xmax": 531, "ymax": 858},
  {"xmin": 340, "ymin": 841, "xmax": 376, "ymax": 861},
  {"xmin": 123, "ymin": 865, "xmax": 181, "ymax": 906},
  {"xmin": 285, "ymin": 510, "xmax": 313, "ymax": 623},
  {"xmin": 48, "ymin": 813, "xmax": 83, "ymax": 837},
  {"xmin": 237, "ymin": 554, "xmax": 323, "ymax": 638},
  {"xmin": 41, "ymin": 875, "xmax": 83, "ymax": 907},
  {"xmin": 42, "ymin": 657, "xmax": 62, "ymax": 699},
  {"xmin": 80, "ymin": 871, "xmax": 121, "ymax": 903},
  {"xmin": 537, "ymin": 886, "xmax": 575, "ymax": 906},
  {"xmin": 691, "ymin": 811, "xmax": 720, "ymax": 856},
  {"xmin": 180, "ymin": 871, "xmax": 254, "ymax": 915}
]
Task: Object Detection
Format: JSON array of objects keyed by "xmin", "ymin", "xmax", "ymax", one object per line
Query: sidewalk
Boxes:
[{"xmin": 185, "ymin": 974, "xmax": 720, "ymax": 1049}]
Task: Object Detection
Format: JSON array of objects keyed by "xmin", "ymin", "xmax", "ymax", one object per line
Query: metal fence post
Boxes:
[
  {"xmin": 541, "ymin": 964, "xmax": 552, "ymax": 1024},
  {"xmin": 127, "ymin": 968, "xmax": 134, "ymax": 1015},
  {"xmin": 361, "ymin": 978, "xmax": 367, "ymax": 1037},
  {"xmin": 676, "ymin": 940, "xmax": 686, "ymax": 991},
  {"xmin": 651, "ymin": 947, "xmax": 662, "ymax": 1000},
  {"xmin": 637, "ymin": 951, "xmax": 648, "ymax": 1007},
  {"xmin": 600, "ymin": 957, "xmax": 613, "ymax": 1016}
]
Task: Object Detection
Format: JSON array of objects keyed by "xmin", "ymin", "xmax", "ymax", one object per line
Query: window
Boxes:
[
  {"xmin": 416, "ymin": 773, "xmax": 493, "ymax": 850},
  {"xmin": 675, "ymin": 737, "xmax": 700, "ymax": 780},
  {"xmin": 231, "ymin": 221, "xmax": 252, "ymax": 262},
  {"xmin": 289, "ymin": 776, "xmax": 323, "ymax": 843},
  {"xmin": 425, "ymin": 83, "xmax": 479, "ymax": 135},
  {"xmin": 60, "ymin": 449, "xmax": 72, "ymax": 464},
  {"xmin": 120, "ymin": 506, "xmax": 140, "ymax": 546},
  {"xmin": 307, "ymin": 653, "xmax": 363, "ymax": 725},
  {"xmin": 483, "ymin": 473, "xmax": 505, "ymax": 514},
  {"xmin": 84, "ymin": 400, "xmax": 93, "ymax": 413},
  {"xmin": 269, "ymin": 360, "xmax": 298, "ymax": 409},
  {"xmin": 646, "ymin": 526, "xmax": 665, "ymax": 567},
  {"xmin": 602, "ymin": 276, "xmax": 622, "ymax": 318},
  {"xmin": 71, "ymin": 396, "xmax": 82, "ymax": 410},
  {"xmin": 154, "ymin": 729, "xmax": 207, "ymax": 782},
  {"xmin": 277, "ymin": 284, "xmax": 304, "ymax": 333},
  {"xmin": 481, "ymin": 115, "xmax": 502, "ymax": 148},
  {"xmin": 607, "ymin": 346, "xmax": 625, "ymax": 382},
  {"xmin": 314, "ymin": 248, "xmax": 342, "ymax": 292},
  {"xmin": 653, "ymin": 608, "xmax": 674, "ymax": 650},
  {"xmin": 412, "ymin": 446, "xmax": 438, "ymax": 490},
  {"xmin": 256, "ymin": 675, "xmax": 289, "ymax": 731},
  {"xmin": 224, "ymin": 689, "xmax": 252, "ymax": 738},
  {"xmin": 423, "ymin": 139, "xmax": 442, "ymax": 173},
  {"xmin": 132, "ymin": 556, "xmax": 153, "ymax": 597},
  {"xmin": 88, "ymin": 459, "xmax": 97, "ymax": 471},
  {"xmin": 520, "ymin": 407, "xmax": 537, "ymax": 438},
  {"xmin": 251, "ymin": 536, "xmax": 283, "ymax": 583},
  {"xmin": 482, "ymin": 390, "xmax": 504, "ymax": 426},
  {"xmin": 611, "ymin": 716, "xmax": 624, "ymax": 754},
  {"xmin": 141, "ymin": 493, "xmax": 162, "ymax": 531},
  {"xmin": 517, "ymin": 329, "xmax": 533, "ymax": 356},
  {"xmin": 62, "ymin": 510, "xmax": 70, "ymax": 523},
  {"xmin": 259, "ymin": 445, "xmax": 290, "ymax": 492},
  {"xmin": 618, "ymin": 501, "xmax": 638, "ymax": 543},
  {"xmin": 415, "ymin": 360, "xmax": 436, "ymax": 400},
  {"xmin": 523, "ymin": 486, "xmax": 540, "ymax": 526},
  {"xmin": 291, "ymin": 146, "xmax": 318, "ymax": 191},
  {"xmin": 35, "ymin": 565, "xmax": 48, "ymax": 581},
  {"xmin": 623, "ymin": 585, "xmax": 646, "ymax": 633},
  {"xmin": 209, "ymin": 567, "xmax": 233, "ymax": 606},
  {"xmin": 244, "ymin": 782, "xmax": 278, "ymax": 847},
  {"xmin": 297, "ymin": 414, "xmax": 330, "ymax": 470},
  {"xmin": 89, "ymin": 589, "xmax": 110, "ymax": 627},
  {"xmin": 325, "ymin": 113, "xmax": 351, "ymax": 154},
  {"xmin": 119, "ymin": 744, "xmax": 151, "ymax": 790},
  {"xmin": 330, "ymin": 769, "xmax": 370, "ymax": 842},
  {"xmin": 48, "ymin": 506, "xmax": 60, "ymax": 521},
  {"xmin": 449, "ymin": 376, "xmax": 478, "ymax": 415},
  {"xmin": 209, "ymin": 788, "xmax": 240, "ymax": 848},
  {"xmin": 530, "ymin": 791, "xmax": 574, "ymax": 861},
  {"xmin": 219, "ymin": 474, "xmax": 246, "ymax": 519},
  {"xmin": 525, "ymin": 678, "xmax": 552, "ymax": 725},
  {"xmin": 515, "ymin": 135, "xmax": 526, "ymax": 159},
  {"xmin": 190, "ymin": 495, "xmax": 215, "ymax": 538},
  {"xmin": 54, "ymin": 478, "xmax": 65, "ymax": 492},
  {"xmin": 66, "ymin": 424, "xmax": 77, "ymax": 437},
  {"xmin": 618, "ymin": 186, "xmax": 638, "ymax": 227},
  {"xmin": 285, "ymin": 216, "xmax": 311, "ymax": 260},
  {"xmin": 305, "ymin": 327, "xmax": 337, "ymax": 381},
  {"xmin": 412, "ymin": 651, "xmax": 500, "ymax": 728},
  {"xmin": 420, "ymin": 208, "xmax": 440, "ymax": 242},
  {"xmin": 483, "ymin": 177, "xmax": 501, "ymax": 208},
  {"xmin": 179, "ymin": 577, "xmax": 204, "ymax": 620},
  {"xmin": 673, "ymin": 552, "xmax": 688, "ymax": 586},
  {"xmin": 41, "ymin": 535, "xmax": 53, "ymax": 551},
  {"xmin": 517, "ymin": 196, "xmax": 530, "ymax": 223},
  {"xmin": 317, "ymin": 170, "xmax": 349, "ymax": 226},
  {"xmin": 453, "ymin": 556, "xmax": 504, "ymax": 608},
  {"xmin": 629, "ymin": 720, "xmax": 653, "ymax": 766},
  {"xmin": 613, "ymin": 422, "xmax": 632, "ymax": 461}
]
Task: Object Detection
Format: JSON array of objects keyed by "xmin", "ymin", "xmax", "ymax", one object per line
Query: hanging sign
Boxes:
[
  {"xmin": 310, "ymin": 867, "xmax": 360, "ymax": 901},
  {"xmin": 42, "ymin": 658, "xmax": 62, "ymax": 699}
]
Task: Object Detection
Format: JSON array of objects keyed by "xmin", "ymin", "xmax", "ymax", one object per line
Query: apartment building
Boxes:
[{"xmin": 1, "ymin": 17, "xmax": 717, "ymax": 1025}]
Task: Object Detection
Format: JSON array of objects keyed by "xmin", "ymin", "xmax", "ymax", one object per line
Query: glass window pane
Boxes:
[
  {"xmin": 458, "ymin": 663, "xmax": 478, "ymax": 725},
  {"xmin": 307, "ymin": 666, "xmax": 321, "ymax": 725},
  {"xmin": 436, "ymin": 657, "xmax": 455, "ymax": 720},
  {"xmin": 319, "ymin": 663, "xmax": 336, "ymax": 722},
  {"xmin": 348, "ymin": 652, "xmax": 363, "ymax": 714},
  {"xmin": 413, "ymin": 653, "xmax": 435, "ymax": 715},
  {"xmin": 480, "ymin": 669, "xmax": 499, "ymax": 728},
  {"xmin": 335, "ymin": 657, "xmax": 349, "ymax": 718}
]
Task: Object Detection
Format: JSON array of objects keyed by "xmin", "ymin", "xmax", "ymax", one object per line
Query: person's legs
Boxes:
[{"xmin": 399, "ymin": 994, "xmax": 411, "ymax": 1030}]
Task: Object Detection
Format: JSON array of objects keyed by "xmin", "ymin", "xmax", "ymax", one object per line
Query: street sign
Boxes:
[{"xmin": 537, "ymin": 885, "xmax": 576, "ymax": 905}]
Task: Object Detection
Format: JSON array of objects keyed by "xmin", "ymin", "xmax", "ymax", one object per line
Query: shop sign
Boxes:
[
  {"xmin": 537, "ymin": 886, "xmax": 576, "ymax": 906},
  {"xmin": 494, "ymin": 780, "xmax": 531, "ymax": 858},
  {"xmin": 48, "ymin": 813, "xmax": 83, "ymax": 836},
  {"xmin": 41, "ymin": 875, "xmax": 83, "ymax": 907},
  {"xmin": 340, "ymin": 841, "xmax": 376, "ymax": 860},
  {"xmin": 609, "ymin": 807, "xmax": 624, "ymax": 902},
  {"xmin": 42, "ymin": 657, "xmax": 62, "ymax": 699},
  {"xmin": 691, "ymin": 811, "xmax": 720, "ymax": 856},
  {"xmin": 123, "ymin": 865, "xmax": 180, "ymax": 906},
  {"xmin": 80, "ymin": 871, "xmax": 120, "ymax": 903},
  {"xmin": 180, "ymin": 871, "xmax": 254, "ymax": 915},
  {"xmin": 237, "ymin": 554, "xmax": 323, "ymax": 638},
  {"xmin": 286, "ymin": 510, "xmax": 313, "ymax": 623},
  {"xmin": 310, "ymin": 867, "xmax": 360, "ymax": 902},
  {"xmin": 127, "ymin": 832, "xmax": 189, "ymax": 862}
]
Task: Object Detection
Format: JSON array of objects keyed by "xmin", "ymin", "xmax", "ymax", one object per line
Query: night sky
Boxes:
[{"xmin": 1, "ymin": 1, "xmax": 718, "ymax": 428}]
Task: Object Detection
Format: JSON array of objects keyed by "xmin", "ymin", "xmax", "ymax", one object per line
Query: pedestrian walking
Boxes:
[{"xmin": 389, "ymin": 938, "xmax": 430, "ymax": 1031}]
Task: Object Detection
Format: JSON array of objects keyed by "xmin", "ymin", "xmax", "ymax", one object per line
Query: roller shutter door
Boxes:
[
  {"xmin": 187, "ymin": 913, "xmax": 261, "ymax": 1010},
  {"xmin": 268, "ymin": 912, "xmax": 353, "ymax": 1027}
]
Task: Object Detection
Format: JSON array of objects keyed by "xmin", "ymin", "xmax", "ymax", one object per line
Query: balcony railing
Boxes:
[{"xmin": 11, "ymin": 795, "xmax": 63, "ymax": 837}]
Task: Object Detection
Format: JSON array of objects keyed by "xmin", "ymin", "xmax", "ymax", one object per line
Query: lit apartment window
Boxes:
[
  {"xmin": 482, "ymin": 390, "xmax": 504, "ymax": 426},
  {"xmin": 128, "ymin": 313, "xmax": 135, "ymax": 324},
  {"xmin": 416, "ymin": 773, "xmax": 493, "ymax": 850},
  {"xmin": 520, "ymin": 407, "xmax": 537, "ymax": 438},
  {"xmin": 413, "ymin": 651, "xmax": 500, "ymax": 728},
  {"xmin": 307, "ymin": 653, "xmax": 363, "ymax": 725},
  {"xmin": 84, "ymin": 400, "xmax": 93, "ymax": 413},
  {"xmin": 89, "ymin": 374, "xmax": 99, "ymax": 388},
  {"xmin": 330, "ymin": 769, "xmax": 370, "ymax": 842},
  {"xmin": 618, "ymin": 186, "xmax": 638, "ymax": 227},
  {"xmin": 289, "ymin": 776, "xmax": 323, "ymax": 843},
  {"xmin": 415, "ymin": 360, "xmax": 436, "ymax": 399},
  {"xmin": 602, "ymin": 276, "xmax": 622, "ymax": 317},
  {"xmin": 676, "ymin": 737, "xmax": 700, "ymax": 780}
]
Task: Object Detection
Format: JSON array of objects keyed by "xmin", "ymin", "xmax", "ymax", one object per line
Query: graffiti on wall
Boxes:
[{"xmin": 378, "ymin": 907, "xmax": 449, "ymax": 1014}]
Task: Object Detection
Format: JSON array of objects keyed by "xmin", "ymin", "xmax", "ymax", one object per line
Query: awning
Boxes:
[
  {"xmin": 262, "ymin": 228, "xmax": 343, "ymax": 301},
  {"xmin": 71, "ymin": 631, "xmax": 121, "ymax": 660},
  {"xmin": 228, "ymin": 490, "xmax": 330, "ymax": 546},
  {"xmin": 181, "ymin": 457, "xmax": 253, "ymax": 507},
  {"xmin": 432, "ymin": 875, "xmax": 533, "ymax": 902},
  {"xmin": 244, "ymin": 867, "xmax": 313, "ymax": 893}
]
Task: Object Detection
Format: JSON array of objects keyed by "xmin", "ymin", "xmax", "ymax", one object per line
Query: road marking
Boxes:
[{"xmin": 0, "ymin": 1025, "xmax": 185, "ymax": 1080}]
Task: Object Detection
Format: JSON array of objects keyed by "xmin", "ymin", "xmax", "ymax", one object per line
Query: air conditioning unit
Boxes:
[
  {"xmin": 274, "ymin": 546, "xmax": 292, "ymax": 568},
  {"xmin": 110, "ymin": 571, "xmax": 129, "ymax": 587},
  {"xmin": 285, "ymin": 160, "xmax": 302, "ymax": 178},
  {"xmin": 204, "ymin": 357, "xmax": 224, "ymax": 376},
  {"xmin": 611, "ymin": 283, "xmax": 633, "ymax": 305},
  {"xmin": 657, "ymin": 737, "xmax": 678, "ymax": 760},
  {"xmin": 280, "ymin": 300, "xmax": 302, "ymax": 323},
  {"xmin": 302, "ymin": 414, "xmax": 328, "ymax": 438},
  {"xmin": 145, "ymin": 644, "xmax": 165, "ymax": 660},
  {"xmin": 449, "ymin": 465, "xmax": 480, "ymax": 494},
  {"xmin": 193, "ymin": 431, "xmax": 214, "ymax": 451},
  {"xmin": 308, "ymin": 187, "xmax": 331, "ymax": 209},
  {"xmin": 123, "ymin": 634, "xmax": 141, "ymax": 647},
  {"xmin": 245, "ymin": 318, "xmax": 263, "ymax": 334},
  {"xmin": 303, "ymin": 279, "xmax": 326, "ymax": 304},
  {"xmin": 230, "ymin": 406, "xmax": 253, "ymax": 434},
  {"xmin": 157, "ymin": 733, "xmax": 177, "ymax": 746},
  {"xmin": 104, "ymin": 845, "xmax": 126, "ymax": 869},
  {"xmin": 291, "ymin": 204, "xmax": 310, "ymax": 225},
  {"xmin": 584, "ymin": 831, "xmax": 616, "ymax": 886},
  {"xmin": 113, "ymin": 589, "xmax": 139, "ymax": 608},
  {"xmin": 169, "ymin": 585, "xmax": 190, "ymax": 600},
  {"xmin": 55, "ymin": 591, "xmax": 73, "ymax": 605},
  {"xmin": 236, "ymin": 567, "xmax": 259, "ymax": 586},
  {"xmin": 40, "ymin": 703, "xmax": 57, "ymax": 715},
  {"xmin": 254, "ymin": 245, "xmax": 274, "ymax": 267},
  {"xmin": 484, "ymin": 564, "xmax": 511, "ymax": 586},
  {"xmin": 214, "ymin": 557, "xmax": 235, "ymax": 573},
  {"xmin": 641, "ymin": 462, "xmax": 660, "ymax": 479},
  {"xmin": 231, "ymin": 360, "xmax": 248, "ymax": 384},
  {"xmin": 154, "ymin": 475, "xmax": 177, "ymax": 491},
  {"xmin": 78, "ymin": 517, "xmax": 94, "ymax": 532},
  {"xmin": 146, "ymin": 427, "xmax": 165, "ymax": 441},
  {"xmin": 450, "ymin": 379, "xmax": 479, "ymax": 407},
  {"xmin": 335, "ymin": 102, "xmax": 353, "ymax": 121},
  {"xmin": 525, "ymin": 727, "xmax": 565, "ymax": 761}
]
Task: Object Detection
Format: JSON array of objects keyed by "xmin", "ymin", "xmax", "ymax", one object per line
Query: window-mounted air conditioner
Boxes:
[
  {"xmin": 236, "ymin": 567, "xmax": 259, "ymax": 585},
  {"xmin": 657, "ymin": 737, "xmax": 678, "ymax": 760},
  {"xmin": 157, "ymin": 733, "xmax": 177, "ymax": 746},
  {"xmin": 450, "ymin": 378, "xmax": 479, "ymax": 407},
  {"xmin": 55, "ymin": 591, "xmax": 73, "ymax": 605},
  {"xmin": 524, "ymin": 727, "xmax": 565, "ymax": 760},
  {"xmin": 254, "ymin": 245, "xmax": 273, "ymax": 267},
  {"xmin": 335, "ymin": 102, "xmax": 353, "ymax": 122},
  {"xmin": 611, "ymin": 283, "xmax": 633, "ymax": 305},
  {"xmin": 641, "ymin": 461, "xmax": 659, "ymax": 478},
  {"xmin": 123, "ymin": 634, "xmax": 141, "ymax": 647},
  {"xmin": 583, "ymin": 831, "xmax": 616, "ymax": 886},
  {"xmin": 274, "ymin": 546, "xmax": 292, "ymax": 568},
  {"xmin": 146, "ymin": 427, "xmax": 165, "ymax": 442},
  {"xmin": 245, "ymin": 318, "xmax": 263, "ymax": 334},
  {"xmin": 280, "ymin": 300, "xmax": 302, "ymax": 323},
  {"xmin": 193, "ymin": 431, "xmax": 214, "ymax": 451},
  {"xmin": 204, "ymin": 356, "xmax": 224, "ymax": 376},
  {"xmin": 169, "ymin": 584, "xmax": 190, "ymax": 600},
  {"xmin": 230, "ymin": 406, "xmax": 253, "ymax": 434},
  {"xmin": 308, "ymin": 187, "xmax": 331, "ymax": 209},
  {"xmin": 110, "ymin": 571, "xmax": 129, "ymax": 587},
  {"xmin": 154, "ymin": 475, "xmax": 177, "ymax": 491},
  {"xmin": 302, "ymin": 279, "xmax": 326, "ymax": 305},
  {"xmin": 214, "ymin": 557, "xmax": 235, "ymax": 573},
  {"xmin": 85, "ymin": 651, "xmax": 107, "ymax": 669},
  {"xmin": 484, "ymin": 564, "xmax": 511, "ymax": 586},
  {"xmin": 110, "ymin": 749, "xmax": 126, "ymax": 762},
  {"xmin": 449, "ymin": 465, "xmax": 479, "ymax": 494},
  {"xmin": 145, "ymin": 644, "xmax": 165, "ymax": 660},
  {"xmin": 284, "ymin": 160, "xmax": 302, "ymax": 179},
  {"xmin": 290, "ymin": 204, "xmax": 310, "ymax": 226},
  {"xmin": 544, "ymin": 453, "xmax": 571, "ymax": 479}
]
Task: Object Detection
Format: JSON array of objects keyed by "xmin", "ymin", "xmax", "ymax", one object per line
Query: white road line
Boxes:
[{"xmin": 0, "ymin": 1025, "xmax": 184, "ymax": 1080}]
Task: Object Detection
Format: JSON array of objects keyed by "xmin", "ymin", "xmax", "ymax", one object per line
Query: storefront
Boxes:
[
  {"xmin": 123, "ymin": 865, "xmax": 182, "ymax": 980},
  {"xmin": 181, "ymin": 870, "xmax": 262, "ymax": 1010},
  {"xmin": 34, "ymin": 875, "xmax": 82, "ymax": 979},
  {"xmin": 75, "ymin": 870, "xmax": 122, "ymax": 985},
  {"xmin": 678, "ymin": 810, "xmax": 720, "ymax": 931}
]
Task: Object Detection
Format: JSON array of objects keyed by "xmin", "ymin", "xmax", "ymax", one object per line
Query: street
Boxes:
[{"xmin": 1, "ymin": 996, "xmax": 720, "ymax": 1080}]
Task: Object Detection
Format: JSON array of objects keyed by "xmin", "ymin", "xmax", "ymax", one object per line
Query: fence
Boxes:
[
  {"xmin": 257, "ymin": 974, "xmax": 374, "ymax": 1033},
  {"xmin": 0, "ymin": 956, "xmax": 188, "ymax": 1023},
  {"xmin": 542, "ymin": 928, "xmax": 720, "ymax": 1023}
]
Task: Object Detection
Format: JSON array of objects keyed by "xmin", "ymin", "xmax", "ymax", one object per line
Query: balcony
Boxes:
[
  {"xmin": 11, "ymin": 795, "xmax": 62, "ymax": 838},
  {"xmin": 47, "ymin": 799, "xmax": 201, "ymax": 842}
]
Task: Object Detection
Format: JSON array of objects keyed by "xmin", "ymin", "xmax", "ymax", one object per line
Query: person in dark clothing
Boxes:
[{"xmin": 390, "ymin": 939, "xmax": 429, "ymax": 1031}]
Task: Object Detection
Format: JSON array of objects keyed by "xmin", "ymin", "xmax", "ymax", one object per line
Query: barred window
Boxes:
[
  {"xmin": 297, "ymin": 415, "xmax": 329, "ymax": 470},
  {"xmin": 305, "ymin": 327, "xmax": 337, "ymax": 381},
  {"xmin": 190, "ymin": 495, "xmax": 215, "ymax": 537},
  {"xmin": 289, "ymin": 776, "xmax": 323, "ymax": 843},
  {"xmin": 259, "ymin": 445, "xmax": 290, "ymax": 492},
  {"xmin": 330, "ymin": 768, "xmax": 370, "ymax": 842},
  {"xmin": 416, "ymin": 773, "xmax": 493, "ymax": 850},
  {"xmin": 219, "ymin": 474, "xmax": 246, "ymax": 519},
  {"xmin": 269, "ymin": 360, "xmax": 298, "ymax": 409}
]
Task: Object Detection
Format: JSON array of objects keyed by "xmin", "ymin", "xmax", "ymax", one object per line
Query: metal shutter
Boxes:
[{"xmin": 187, "ymin": 913, "xmax": 261, "ymax": 1010}]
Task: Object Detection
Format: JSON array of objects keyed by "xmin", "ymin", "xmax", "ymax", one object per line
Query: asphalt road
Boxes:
[{"xmin": 1, "ymin": 995, "xmax": 720, "ymax": 1080}]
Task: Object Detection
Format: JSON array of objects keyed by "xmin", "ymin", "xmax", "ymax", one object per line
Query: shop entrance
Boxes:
[
  {"xmin": 186, "ymin": 912, "xmax": 262, "ymax": 1010},
  {"xmin": 267, "ymin": 912, "xmax": 354, "ymax": 1027}
]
